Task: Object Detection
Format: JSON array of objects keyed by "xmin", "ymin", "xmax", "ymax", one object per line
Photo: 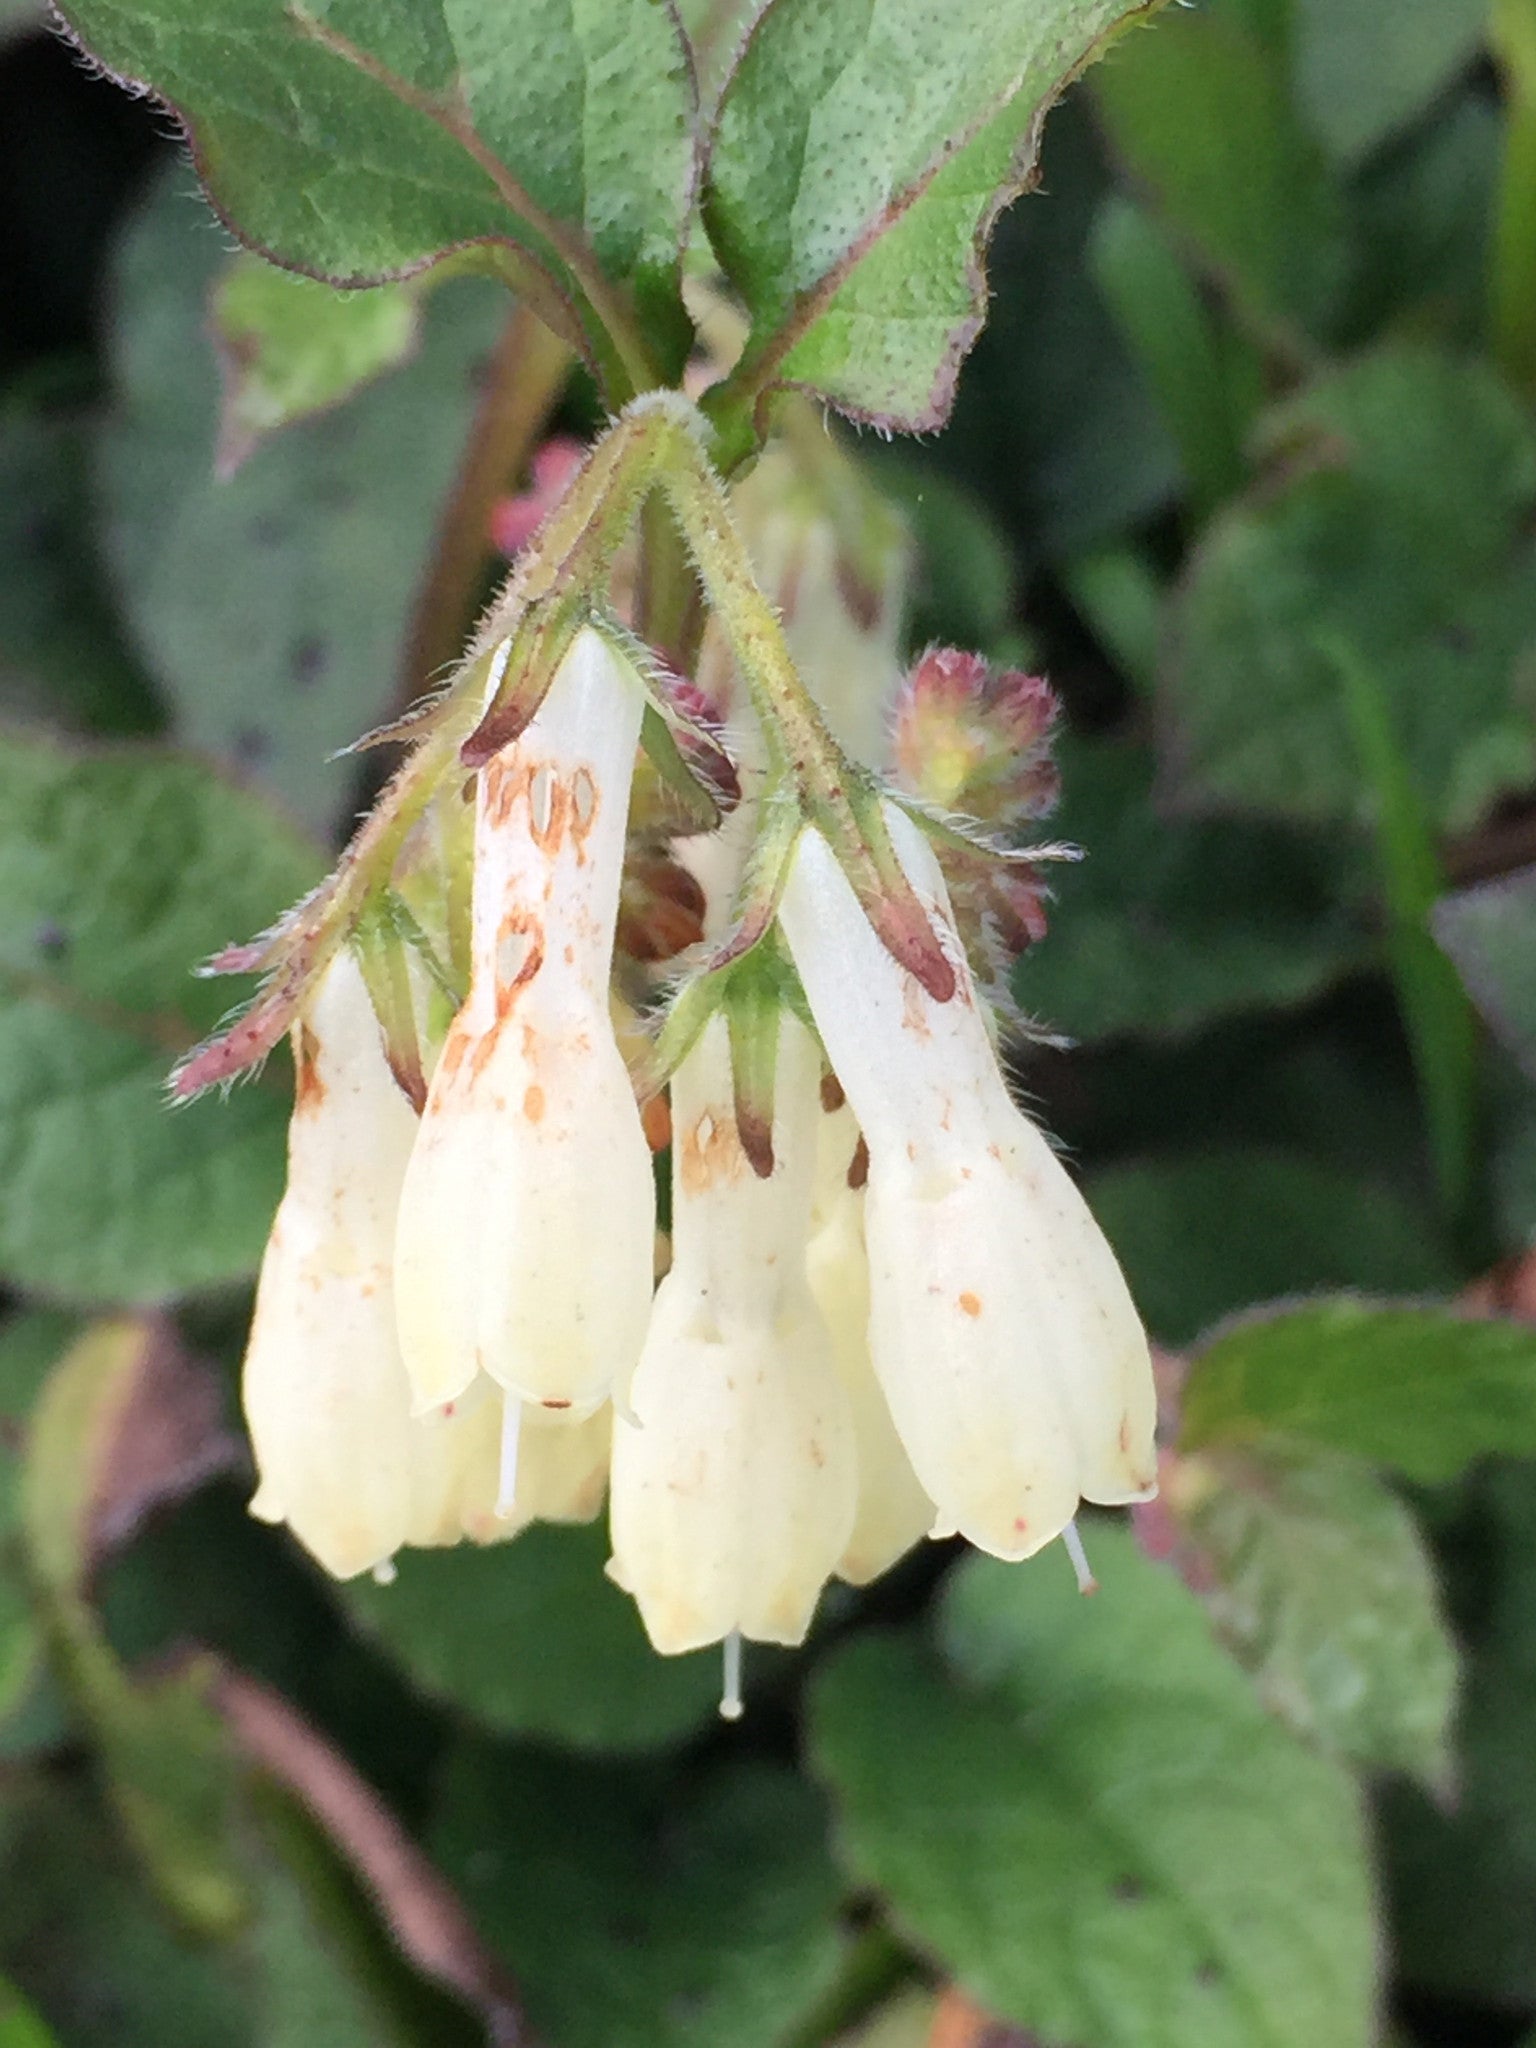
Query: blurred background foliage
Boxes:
[{"xmin": 5, "ymin": 0, "xmax": 1536, "ymax": 2044}]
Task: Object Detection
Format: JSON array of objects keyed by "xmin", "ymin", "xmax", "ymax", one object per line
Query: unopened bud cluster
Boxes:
[{"xmin": 236, "ymin": 430, "xmax": 1157, "ymax": 1695}]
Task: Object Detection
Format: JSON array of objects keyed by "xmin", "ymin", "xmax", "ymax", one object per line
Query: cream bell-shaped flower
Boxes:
[
  {"xmin": 393, "ymin": 628, "xmax": 656, "ymax": 1430},
  {"xmin": 806, "ymin": 1098, "xmax": 934, "ymax": 1584},
  {"xmin": 243, "ymin": 950, "xmax": 508, "ymax": 1580},
  {"xmin": 777, "ymin": 807, "xmax": 1157, "ymax": 1563},
  {"xmin": 608, "ymin": 1013, "xmax": 857, "ymax": 1653}
]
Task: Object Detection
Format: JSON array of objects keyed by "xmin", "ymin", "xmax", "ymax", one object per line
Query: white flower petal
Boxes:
[
  {"xmin": 778, "ymin": 809, "xmax": 1156, "ymax": 1562},
  {"xmin": 243, "ymin": 953, "xmax": 503, "ymax": 1580},
  {"xmin": 609, "ymin": 1015, "xmax": 856, "ymax": 1651},
  {"xmin": 394, "ymin": 627, "xmax": 656, "ymax": 1418}
]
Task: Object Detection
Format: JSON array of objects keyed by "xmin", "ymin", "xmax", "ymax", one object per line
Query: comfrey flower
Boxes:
[
  {"xmin": 243, "ymin": 950, "xmax": 507, "ymax": 1579},
  {"xmin": 608, "ymin": 1012, "xmax": 856, "ymax": 1654},
  {"xmin": 189, "ymin": 395, "xmax": 1158, "ymax": 1716},
  {"xmin": 777, "ymin": 804, "xmax": 1157, "ymax": 1563},
  {"xmin": 394, "ymin": 627, "xmax": 657, "ymax": 1465}
]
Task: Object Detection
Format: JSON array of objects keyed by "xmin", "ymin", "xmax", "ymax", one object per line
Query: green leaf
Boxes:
[
  {"xmin": 20, "ymin": 1321, "xmax": 250, "ymax": 1935},
  {"xmin": 0, "ymin": 1315, "xmax": 76, "ymax": 1756},
  {"xmin": 0, "ymin": 1767, "xmax": 470, "ymax": 2048},
  {"xmin": 1089, "ymin": 196, "xmax": 1262, "ymax": 522},
  {"xmin": 432, "ymin": 1741, "xmax": 845, "ymax": 2048},
  {"xmin": 812, "ymin": 1527, "xmax": 1376, "ymax": 2048},
  {"xmin": 1292, "ymin": 0, "xmax": 1487, "ymax": 167},
  {"xmin": 0, "ymin": 1778, "xmax": 248, "ymax": 2048},
  {"xmin": 100, "ymin": 168, "xmax": 509, "ymax": 832},
  {"xmin": 0, "ymin": 409, "xmax": 162, "ymax": 736},
  {"xmin": 12, "ymin": 1327, "xmax": 488, "ymax": 2043},
  {"xmin": 1181, "ymin": 1299, "xmax": 1536, "ymax": 1482},
  {"xmin": 863, "ymin": 455, "xmax": 1016, "ymax": 654},
  {"xmin": 341, "ymin": 1519, "xmax": 720, "ymax": 1753},
  {"xmin": 1490, "ymin": 1055, "xmax": 1536, "ymax": 1251},
  {"xmin": 1383, "ymin": 1462, "xmax": 1536, "ymax": 2004},
  {"xmin": 1434, "ymin": 865, "xmax": 1536, "ymax": 1081},
  {"xmin": 1092, "ymin": 1, "xmax": 1346, "ymax": 342},
  {"xmin": 212, "ymin": 256, "xmax": 421, "ymax": 472},
  {"xmin": 1339, "ymin": 92, "xmax": 1500, "ymax": 348},
  {"xmin": 1165, "ymin": 345, "xmax": 1536, "ymax": 833},
  {"xmin": 0, "ymin": 1973, "xmax": 60, "ymax": 2048},
  {"xmin": 928, "ymin": 100, "xmax": 1178, "ymax": 563},
  {"xmin": 1016, "ymin": 735, "xmax": 1368, "ymax": 1043},
  {"xmin": 0, "ymin": 730, "xmax": 320, "ymax": 1303},
  {"xmin": 1176, "ymin": 1442, "xmax": 1458, "ymax": 1787},
  {"xmin": 1059, "ymin": 545, "xmax": 1163, "ymax": 693},
  {"xmin": 56, "ymin": 0, "xmax": 694, "ymax": 395},
  {"xmin": 701, "ymin": 0, "xmax": 1162, "ymax": 435},
  {"xmin": 1086, "ymin": 1149, "xmax": 1458, "ymax": 1348},
  {"xmin": 1332, "ymin": 639, "xmax": 1480, "ymax": 1225}
]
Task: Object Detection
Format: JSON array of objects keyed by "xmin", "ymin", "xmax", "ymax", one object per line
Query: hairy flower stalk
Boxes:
[
  {"xmin": 243, "ymin": 950, "xmax": 507, "ymax": 1579},
  {"xmin": 778, "ymin": 805, "xmax": 1158, "ymax": 1562},
  {"xmin": 393, "ymin": 626, "xmax": 656, "ymax": 1436},
  {"xmin": 608, "ymin": 1012, "xmax": 857, "ymax": 1653}
]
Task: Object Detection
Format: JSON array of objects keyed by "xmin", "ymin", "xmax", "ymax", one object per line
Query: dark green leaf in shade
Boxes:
[
  {"xmin": 0, "ymin": 0, "xmax": 42, "ymax": 40},
  {"xmin": 0, "ymin": 730, "xmax": 320, "ymax": 1303},
  {"xmin": 1490, "ymin": 1057, "xmax": 1536, "ymax": 1252},
  {"xmin": 54, "ymin": 0, "xmax": 694, "ymax": 395},
  {"xmin": 811, "ymin": 1526, "xmax": 1377, "ymax": 2048},
  {"xmin": 0, "ymin": 410, "xmax": 162, "ymax": 736},
  {"xmin": 0, "ymin": 1972, "xmax": 60, "ymax": 2048},
  {"xmin": 1181, "ymin": 1298, "xmax": 1536, "ymax": 1481},
  {"xmin": 1163, "ymin": 345, "xmax": 1536, "ymax": 833},
  {"xmin": 1086, "ymin": 1149, "xmax": 1458, "ymax": 1348},
  {"xmin": 20, "ymin": 1320, "xmax": 250, "ymax": 1935},
  {"xmin": 1089, "ymin": 196, "xmax": 1262, "ymax": 523},
  {"xmin": 99, "ymin": 169, "xmax": 509, "ymax": 832},
  {"xmin": 1383, "ymin": 1463, "xmax": 1536, "ymax": 2005},
  {"xmin": 212, "ymin": 257, "xmax": 422, "ymax": 473},
  {"xmin": 1016, "ymin": 735, "xmax": 1368, "ymax": 1043},
  {"xmin": 1333, "ymin": 640, "xmax": 1480, "ymax": 1227},
  {"xmin": 1092, "ymin": 1, "xmax": 1347, "ymax": 342},
  {"xmin": 862, "ymin": 455, "xmax": 1016, "ymax": 655},
  {"xmin": 0, "ymin": 1778, "xmax": 249, "ymax": 2048},
  {"xmin": 0, "ymin": 1767, "xmax": 478, "ymax": 2048},
  {"xmin": 1059, "ymin": 544, "xmax": 1163, "ymax": 694},
  {"xmin": 702, "ymin": 0, "xmax": 1164, "ymax": 435},
  {"xmin": 1338, "ymin": 93, "xmax": 1500, "ymax": 350},
  {"xmin": 11, "ymin": 1324, "xmax": 500, "ymax": 2045},
  {"xmin": 97, "ymin": 1483, "xmax": 446, "ymax": 1821},
  {"xmin": 432, "ymin": 1741, "xmax": 846, "ymax": 2048},
  {"xmin": 1292, "ymin": 0, "xmax": 1487, "ymax": 168},
  {"xmin": 0, "ymin": 1311, "xmax": 73, "ymax": 1760},
  {"xmin": 927, "ymin": 100, "xmax": 1178, "ymax": 563},
  {"xmin": 342, "ymin": 1518, "xmax": 721, "ymax": 1753},
  {"xmin": 1175, "ymin": 1442, "xmax": 1458, "ymax": 1787},
  {"xmin": 1433, "ymin": 864, "xmax": 1536, "ymax": 1081}
]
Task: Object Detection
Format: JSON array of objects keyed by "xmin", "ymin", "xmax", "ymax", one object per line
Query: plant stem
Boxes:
[{"xmin": 398, "ymin": 302, "xmax": 572, "ymax": 708}]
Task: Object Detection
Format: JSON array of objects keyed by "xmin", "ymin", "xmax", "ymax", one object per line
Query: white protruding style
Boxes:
[
  {"xmin": 777, "ymin": 806, "xmax": 1157, "ymax": 1563},
  {"xmin": 608, "ymin": 1013, "xmax": 857, "ymax": 1653},
  {"xmin": 393, "ymin": 628, "xmax": 657, "ymax": 1421}
]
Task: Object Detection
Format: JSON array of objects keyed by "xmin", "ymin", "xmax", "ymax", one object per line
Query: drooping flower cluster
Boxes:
[{"xmin": 225, "ymin": 407, "xmax": 1157, "ymax": 1707}]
